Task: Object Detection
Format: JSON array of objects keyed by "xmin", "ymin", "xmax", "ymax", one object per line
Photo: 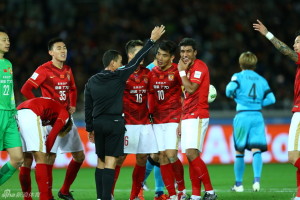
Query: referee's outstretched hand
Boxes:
[{"xmin": 150, "ymin": 25, "xmax": 165, "ymax": 42}]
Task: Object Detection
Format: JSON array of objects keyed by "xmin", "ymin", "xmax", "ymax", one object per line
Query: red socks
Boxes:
[
  {"xmin": 35, "ymin": 164, "xmax": 49, "ymax": 199},
  {"xmin": 171, "ymin": 159, "xmax": 185, "ymax": 191},
  {"xmin": 191, "ymin": 156, "xmax": 213, "ymax": 191},
  {"xmin": 129, "ymin": 164, "xmax": 146, "ymax": 199},
  {"xmin": 19, "ymin": 166, "xmax": 32, "ymax": 200},
  {"xmin": 112, "ymin": 165, "xmax": 121, "ymax": 195},
  {"xmin": 60, "ymin": 159, "xmax": 83, "ymax": 194},
  {"xmin": 160, "ymin": 163, "xmax": 176, "ymax": 196},
  {"xmin": 188, "ymin": 161, "xmax": 201, "ymax": 196},
  {"xmin": 294, "ymin": 158, "xmax": 300, "ymax": 197},
  {"xmin": 47, "ymin": 164, "xmax": 53, "ymax": 199}
]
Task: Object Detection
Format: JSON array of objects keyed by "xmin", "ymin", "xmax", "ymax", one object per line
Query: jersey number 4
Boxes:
[{"xmin": 248, "ymin": 83, "xmax": 257, "ymax": 100}]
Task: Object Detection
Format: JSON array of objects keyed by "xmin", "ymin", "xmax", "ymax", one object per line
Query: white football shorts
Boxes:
[
  {"xmin": 153, "ymin": 123, "xmax": 179, "ymax": 152},
  {"xmin": 288, "ymin": 112, "xmax": 300, "ymax": 151},
  {"xmin": 181, "ymin": 118, "xmax": 209, "ymax": 153},
  {"xmin": 17, "ymin": 109, "xmax": 47, "ymax": 153},
  {"xmin": 124, "ymin": 124, "xmax": 158, "ymax": 154},
  {"xmin": 46, "ymin": 118, "xmax": 84, "ymax": 154}
]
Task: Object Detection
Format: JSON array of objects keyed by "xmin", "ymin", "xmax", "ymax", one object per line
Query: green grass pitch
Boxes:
[{"xmin": 0, "ymin": 163, "xmax": 296, "ymax": 200}]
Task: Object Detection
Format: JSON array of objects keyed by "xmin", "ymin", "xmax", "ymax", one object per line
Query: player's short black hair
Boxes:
[
  {"xmin": 178, "ymin": 38, "xmax": 197, "ymax": 51},
  {"xmin": 125, "ymin": 40, "xmax": 144, "ymax": 55},
  {"xmin": 157, "ymin": 40, "xmax": 177, "ymax": 55},
  {"xmin": 295, "ymin": 31, "xmax": 300, "ymax": 37},
  {"xmin": 0, "ymin": 26, "xmax": 8, "ymax": 34},
  {"xmin": 48, "ymin": 37, "xmax": 64, "ymax": 50},
  {"xmin": 102, "ymin": 50, "xmax": 121, "ymax": 67}
]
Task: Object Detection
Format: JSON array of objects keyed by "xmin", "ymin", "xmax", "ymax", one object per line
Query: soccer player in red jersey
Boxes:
[
  {"xmin": 17, "ymin": 97, "xmax": 72, "ymax": 200},
  {"xmin": 111, "ymin": 39, "xmax": 158, "ymax": 200},
  {"xmin": 20, "ymin": 38, "xmax": 84, "ymax": 200},
  {"xmin": 148, "ymin": 40, "xmax": 186, "ymax": 200},
  {"xmin": 177, "ymin": 38, "xmax": 217, "ymax": 200},
  {"xmin": 253, "ymin": 19, "xmax": 300, "ymax": 200}
]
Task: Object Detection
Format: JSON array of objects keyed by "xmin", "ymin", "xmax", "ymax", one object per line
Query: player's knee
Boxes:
[
  {"xmin": 136, "ymin": 155, "xmax": 147, "ymax": 166},
  {"xmin": 72, "ymin": 151, "xmax": 85, "ymax": 163},
  {"xmin": 185, "ymin": 150, "xmax": 198, "ymax": 161},
  {"xmin": 288, "ymin": 154, "xmax": 298, "ymax": 165},
  {"xmin": 11, "ymin": 155, "xmax": 24, "ymax": 168}
]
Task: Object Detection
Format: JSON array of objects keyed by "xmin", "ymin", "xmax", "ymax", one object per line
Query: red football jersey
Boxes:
[
  {"xmin": 293, "ymin": 53, "xmax": 300, "ymax": 112},
  {"xmin": 26, "ymin": 61, "xmax": 77, "ymax": 109},
  {"xmin": 148, "ymin": 63, "xmax": 182, "ymax": 124},
  {"xmin": 182, "ymin": 59, "xmax": 210, "ymax": 119},
  {"xmin": 123, "ymin": 66, "xmax": 151, "ymax": 124},
  {"xmin": 17, "ymin": 97, "xmax": 69, "ymax": 127}
]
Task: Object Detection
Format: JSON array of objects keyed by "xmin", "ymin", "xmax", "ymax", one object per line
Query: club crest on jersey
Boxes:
[
  {"xmin": 168, "ymin": 74, "xmax": 174, "ymax": 81},
  {"xmin": 67, "ymin": 74, "xmax": 70, "ymax": 81}
]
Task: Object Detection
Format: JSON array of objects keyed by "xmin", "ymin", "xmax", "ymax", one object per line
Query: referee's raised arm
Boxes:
[{"xmin": 118, "ymin": 25, "xmax": 165, "ymax": 80}]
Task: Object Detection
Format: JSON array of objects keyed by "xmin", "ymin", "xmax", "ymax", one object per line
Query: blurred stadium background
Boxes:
[{"xmin": 0, "ymin": 1, "xmax": 298, "ymax": 166}]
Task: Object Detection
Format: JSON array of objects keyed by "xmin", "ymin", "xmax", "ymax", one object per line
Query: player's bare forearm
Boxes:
[
  {"xmin": 270, "ymin": 37, "xmax": 298, "ymax": 62},
  {"xmin": 181, "ymin": 78, "xmax": 199, "ymax": 94}
]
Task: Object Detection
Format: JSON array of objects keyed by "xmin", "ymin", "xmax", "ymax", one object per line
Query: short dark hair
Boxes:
[
  {"xmin": 296, "ymin": 31, "xmax": 300, "ymax": 37},
  {"xmin": 157, "ymin": 40, "xmax": 177, "ymax": 55},
  {"xmin": 102, "ymin": 50, "xmax": 121, "ymax": 67},
  {"xmin": 0, "ymin": 26, "xmax": 8, "ymax": 34},
  {"xmin": 178, "ymin": 38, "xmax": 197, "ymax": 51},
  {"xmin": 125, "ymin": 40, "xmax": 144, "ymax": 55},
  {"xmin": 48, "ymin": 37, "xmax": 64, "ymax": 50}
]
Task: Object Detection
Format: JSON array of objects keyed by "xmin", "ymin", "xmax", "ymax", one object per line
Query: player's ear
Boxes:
[
  {"xmin": 171, "ymin": 55, "xmax": 175, "ymax": 63},
  {"xmin": 194, "ymin": 50, "xmax": 197, "ymax": 57},
  {"xmin": 48, "ymin": 50, "xmax": 53, "ymax": 57}
]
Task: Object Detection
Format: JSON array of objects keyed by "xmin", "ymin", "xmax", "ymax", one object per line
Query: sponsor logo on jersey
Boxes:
[
  {"xmin": 159, "ymin": 74, "xmax": 164, "ymax": 79},
  {"xmin": 168, "ymin": 74, "xmax": 174, "ymax": 81},
  {"xmin": 3, "ymin": 69, "xmax": 7, "ymax": 72},
  {"xmin": 31, "ymin": 72, "xmax": 39, "ymax": 80},
  {"xmin": 194, "ymin": 71, "xmax": 202, "ymax": 79},
  {"xmin": 60, "ymin": 74, "xmax": 65, "ymax": 79}
]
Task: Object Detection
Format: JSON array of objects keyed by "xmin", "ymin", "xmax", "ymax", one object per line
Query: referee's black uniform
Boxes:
[{"xmin": 84, "ymin": 39, "xmax": 155, "ymax": 159}]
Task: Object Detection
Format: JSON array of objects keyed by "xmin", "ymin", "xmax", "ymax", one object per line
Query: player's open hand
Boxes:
[
  {"xmin": 88, "ymin": 131, "xmax": 95, "ymax": 143},
  {"xmin": 150, "ymin": 25, "xmax": 165, "ymax": 42},
  {"xmin": 253, "ymin": 19, "xmax": 268, "ymax": 36}
]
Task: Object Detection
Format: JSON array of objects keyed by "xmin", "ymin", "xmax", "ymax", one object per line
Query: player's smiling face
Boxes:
[
  {"xmin": 0, "ymin": 32, "xmax": 10, "ymax": 55},
  {"xmin": 49, "ymin": 42, "xmax": 67, "ymax": 62},
  {"xmin": 156, "ymin": 48, "xmax": 174, "ymax": 70},
  {"xmin": 293, "ymin": 36, "xmax": 300, "ymax": 53}
]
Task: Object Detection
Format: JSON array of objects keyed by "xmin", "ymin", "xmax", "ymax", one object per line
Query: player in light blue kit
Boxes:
[{"xmin": 226, "ymin": 51, "xmax": 276, "ymax": 192}]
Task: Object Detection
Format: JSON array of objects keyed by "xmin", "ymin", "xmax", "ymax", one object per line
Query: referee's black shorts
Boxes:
[{"xmin": 93, "ymin": 116, "xmax": 125, "ymax": 160}]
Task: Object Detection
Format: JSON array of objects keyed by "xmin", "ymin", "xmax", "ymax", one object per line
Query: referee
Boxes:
[{"xmin": 84, "ymin": 25, "xmax": 165, "ymax": 200}]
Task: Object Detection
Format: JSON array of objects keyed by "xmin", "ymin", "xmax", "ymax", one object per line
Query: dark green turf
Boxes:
[{"xmin": 0, "ymin": 163, "xmax": 296, "ymax": 200}]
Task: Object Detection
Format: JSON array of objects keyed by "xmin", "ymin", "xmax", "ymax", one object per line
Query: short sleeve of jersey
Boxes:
[
  {"xmin": 28, "ymin": 66, "xmax": 47, "ymax": 88},
  {"xmin": 189, "ymin": 61, "xmax": 207, "ymax": 84}
]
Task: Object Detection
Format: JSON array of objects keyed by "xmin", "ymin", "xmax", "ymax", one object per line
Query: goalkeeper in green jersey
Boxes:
[{"xmin": 0, "ymin": 26, "xmax": 23, "ymax": 185}]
